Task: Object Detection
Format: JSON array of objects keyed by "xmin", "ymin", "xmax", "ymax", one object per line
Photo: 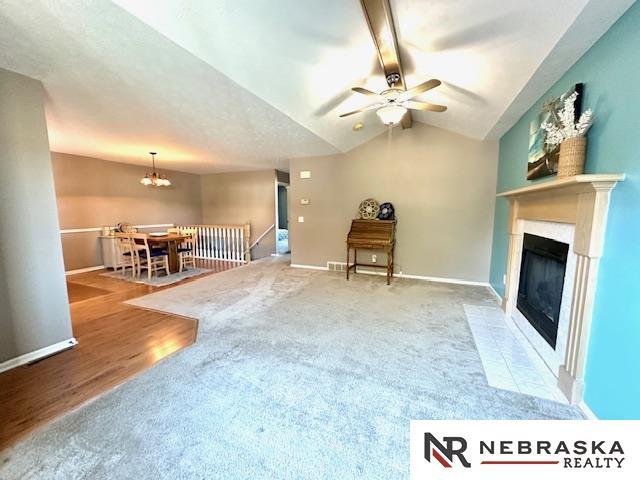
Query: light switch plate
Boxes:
[
  {"xmin": 298, "ymin": 216, "xmax": 304, "ymax": 223},
  {"xmin": 300, "ymin": 198, "xmax": 310, "ymax": 205},
  {"xmin": 299, "ymin": 170, "xmax": 311, "ymax": 179}
]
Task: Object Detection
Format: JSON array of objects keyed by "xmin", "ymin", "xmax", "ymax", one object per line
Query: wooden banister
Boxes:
[{"xmin": 245, "ymin": 224, "xmax": 275, "ymax": 258}]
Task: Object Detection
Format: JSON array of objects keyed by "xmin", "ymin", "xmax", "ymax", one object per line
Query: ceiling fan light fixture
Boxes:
[{"xmin": 376, "ymin": 104, "xmax": 407, "ymax": 126}]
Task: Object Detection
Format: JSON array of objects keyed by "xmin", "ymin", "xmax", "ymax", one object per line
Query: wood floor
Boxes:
[{"xmin": 0, "ymin": 260, "xmax": 239, "ymax": 451}]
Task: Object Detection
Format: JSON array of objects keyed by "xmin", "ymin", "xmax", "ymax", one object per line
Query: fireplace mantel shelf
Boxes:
[{"xmin": 497, "ymin": 174, "xmax": 625, "ymax": 198}]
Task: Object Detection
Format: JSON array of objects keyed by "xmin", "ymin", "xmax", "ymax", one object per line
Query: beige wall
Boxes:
[
  {"xmin": 52, "ymin": 152, "xmax": 202, "ymax": 271},
  {"xmin": 289, "ymin": 122, "xmax": 499, "ymax": 282},
  {"xmin": 201, "ymin": 170, "xmax": 276, "ymax": 259}
]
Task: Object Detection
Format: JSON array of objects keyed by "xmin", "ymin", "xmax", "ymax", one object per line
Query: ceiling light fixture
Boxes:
[
  {"xmin": 340, "ymin": 73, "xmax": 446, "ymax": 127},
  {"xmin": 140, "ymin": 152, "xmax": 171, "ymax": 187},
  {"xmin": 376, "ymin": 104, "xmax": 408, "ymax": 126}
]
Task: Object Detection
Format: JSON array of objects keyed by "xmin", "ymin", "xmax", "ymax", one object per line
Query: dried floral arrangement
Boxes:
[{"xmin": 541, "ymin": 91, "xmax": 593, "ymax": 148}]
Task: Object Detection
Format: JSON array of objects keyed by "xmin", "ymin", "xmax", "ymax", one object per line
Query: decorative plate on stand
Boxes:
[
  {"xmin": 358, "ymin": 198, "xmax": 380, "ymax": 219},
  {"xmin": 116, "ymin": 222, "xmax": 136, "ymax": 233}
]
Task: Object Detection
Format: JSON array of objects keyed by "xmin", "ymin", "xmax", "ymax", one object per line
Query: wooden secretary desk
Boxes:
[{"xmin": 346, "ymin": 219, "xmax": 396, "ymax": 285}]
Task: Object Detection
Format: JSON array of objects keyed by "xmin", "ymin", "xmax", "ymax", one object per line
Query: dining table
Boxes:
[{"xmin": 144, "ymin": 233, "xmax": 189, "ymax": 274}]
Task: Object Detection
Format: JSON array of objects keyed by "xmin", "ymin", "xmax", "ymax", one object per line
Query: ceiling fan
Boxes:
[{"xmin": 340, "ymin": 73, "xmax": 447, "ymax": 126}]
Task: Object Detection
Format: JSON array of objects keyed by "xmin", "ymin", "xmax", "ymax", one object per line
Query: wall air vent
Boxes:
[{"xmin": 327, "ymin": 261, "xmax": 347, "ymax": 272}]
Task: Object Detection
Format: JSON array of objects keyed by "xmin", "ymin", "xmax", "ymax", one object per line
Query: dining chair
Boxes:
[
  {"xmin": 178, "ymin": 227, "xmax": 197, "ymax": 272},
  {"xmin": 130, "ymin": 233, "xmax": 170, "ymax": 280},
  {"xmin": 114, "ymin": 233, "xmax": 138, "ymax": 277}
]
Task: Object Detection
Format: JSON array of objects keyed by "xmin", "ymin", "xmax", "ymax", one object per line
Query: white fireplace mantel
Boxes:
[
  {"xmin": 497, "ymin": 173, "xmax": 624, "ymax": 404},
  {"xmin": 497, "ymin": 174, "xmax": 625, "ymax": 198}
]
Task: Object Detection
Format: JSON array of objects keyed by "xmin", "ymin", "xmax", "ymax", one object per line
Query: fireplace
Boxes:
[
  {"xmin": 516, "ymin": 233, "xmax": 569, "ymax": 349},
  {"xmin": 499, "ymin": 174, "xmax": 623, "ymax": 403}
]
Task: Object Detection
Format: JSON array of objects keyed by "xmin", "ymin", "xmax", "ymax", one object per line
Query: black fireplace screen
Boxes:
[{"xmin": 517, "ymin": 234, "xmax": 569, "ymax": 349}]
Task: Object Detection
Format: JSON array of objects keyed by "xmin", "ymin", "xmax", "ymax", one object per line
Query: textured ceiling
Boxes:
[
  {"xmin": 0, "ymin": 0, "xmax": 339, "ymax": 173},
  {"xmin": 0, "ymin": 0, "xmax": 634, "ymax": 173}
]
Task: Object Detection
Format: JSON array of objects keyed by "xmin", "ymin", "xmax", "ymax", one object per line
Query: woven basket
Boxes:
[{"xmin": 558, "ymin": 136, "xmax": 587, "ymax": 177}]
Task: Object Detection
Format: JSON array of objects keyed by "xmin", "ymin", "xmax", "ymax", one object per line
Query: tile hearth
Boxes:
[{"xmin": 464, "ymin": 304, "xmax": 567, "ymax": 404}]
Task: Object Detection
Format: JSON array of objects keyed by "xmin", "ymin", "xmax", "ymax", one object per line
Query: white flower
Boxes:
[
  {"xmin": 541, "ymin": 90, "xmax": 593, "ymax": 148},
  {"xmin": 575, "ymin": 109, "xmax": 593, "ymax": 136}
]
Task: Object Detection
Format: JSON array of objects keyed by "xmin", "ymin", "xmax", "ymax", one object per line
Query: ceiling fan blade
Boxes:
[
  {"xmin": 403, "ymin": 100, "xmax": 447, "ymax": 113},
  {"xmin": 339, "ymin": 109, "xmax": 366, "ymax": 118},
  {"xmin": 352, "ymin": 87, "xmax": 381, "ymax": 97},
  {"xmin": 339, "ymin": 103, "xmax": 383, "ymax": 118},
  {"xmin": 398, "ymin": 79, "xmax": 441, "ymax": 101}
]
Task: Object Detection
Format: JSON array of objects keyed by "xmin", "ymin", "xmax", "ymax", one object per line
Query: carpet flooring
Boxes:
[{"xmin": 0, "ymin": 257, "xmax": 583, "ymax": 479}]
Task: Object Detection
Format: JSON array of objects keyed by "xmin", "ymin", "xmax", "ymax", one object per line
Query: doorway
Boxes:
[{"xmin": 276, "ymin": 183, "xmax": 290, "ymax": 254}]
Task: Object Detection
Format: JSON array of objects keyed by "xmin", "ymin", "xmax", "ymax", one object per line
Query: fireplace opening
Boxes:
[{"xmin": 517, "ymin": 234, "xmax": 569, "ymax": 349}]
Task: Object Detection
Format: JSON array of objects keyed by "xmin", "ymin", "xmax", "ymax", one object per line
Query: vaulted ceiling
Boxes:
[{"xmin": 0, "ymin": 0, "xmax": 634, "ymax": 173}]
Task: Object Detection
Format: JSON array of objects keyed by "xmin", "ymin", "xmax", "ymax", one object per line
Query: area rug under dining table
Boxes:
[{"xmin": 100, "ymin": 267, "xmax": 211, "ymax": 286}]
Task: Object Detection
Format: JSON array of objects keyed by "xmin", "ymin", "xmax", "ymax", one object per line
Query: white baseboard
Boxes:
[
  {"xmin": 0, "ymin": 337, "xmax": 78, "ymax": 374},
  {"xmin": 65, "ymin": 265, "xmax": 105, "ymax": 276},
  {"xmin": 488, "ymin": 284, "xmax": 503, "ymax": 304},
  {"xmin": 290, "ymin": 263, "xmax": 328, "ymax": 271},
  {"xmin": 352, "ymin": 266, "xmax": 490, "ymax": 287},
  {"xmin": 193, "ymin": 256, "xmax": 246, "ymax": 264},
  {"xmin": 290, "ymin": 263, "xmax": 490, "ymax": 287},
  {"xmin": 579, "ymin": 401, "xmax": 599, "ymax": 420},
  {"xmin": 395, "ymin": 272, "xmax": 489, "ymax": 287}
]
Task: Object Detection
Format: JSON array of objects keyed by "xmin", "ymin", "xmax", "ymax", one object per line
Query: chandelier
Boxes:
[{"xmin": 140, "ymin": 152, "xmax": 171, "ymax": 187}]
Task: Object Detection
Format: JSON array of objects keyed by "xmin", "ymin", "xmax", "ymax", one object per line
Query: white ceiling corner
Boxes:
[{"xmin": 485, "ymin": 0, "xmax": 636, "ymax": 139}]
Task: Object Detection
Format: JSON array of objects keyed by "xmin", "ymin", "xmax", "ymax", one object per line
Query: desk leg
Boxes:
[
  {"xmin": 392, "ymin": 247, "xmax": 395, "ymax": 279},
  {"xmin": 346, "ymin": 246, "xmax": 350, "ymax": 280}
]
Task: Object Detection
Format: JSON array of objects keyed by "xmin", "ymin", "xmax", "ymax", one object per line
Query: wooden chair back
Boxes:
[
  {"xmin": 114, "ymin": 233, "xmax": 135, "ymax": 255},
  {"xmin": 129, "ymin": 232, "xmax": 151, "ymax": 254},
  {"xmin": 113, "ymin": 233, "xmax": 138, "ymax": 275},
  {"xmin": 181, "ymin": 227, "xmax": 197, "ymax": 246}
]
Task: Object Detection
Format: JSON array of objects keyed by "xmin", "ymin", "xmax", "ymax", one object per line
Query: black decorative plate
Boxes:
[{"xmin": 378, "ymin": 202, "xmax": 395, "ymax": 220}]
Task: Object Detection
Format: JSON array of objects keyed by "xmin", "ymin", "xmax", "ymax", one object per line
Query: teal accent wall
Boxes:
[{"xmin": 489, "ymin": 2, "xmax": 640, "ymax": 419}]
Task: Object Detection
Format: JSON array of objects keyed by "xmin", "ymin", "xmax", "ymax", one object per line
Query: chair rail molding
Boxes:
[
  {"xmin": 498, "ymin": 173, "xmax": 625, "ymax": 404},
  {"xmin": 60, "ymin": 223, "xmax": 174, "ymax": 234}
]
